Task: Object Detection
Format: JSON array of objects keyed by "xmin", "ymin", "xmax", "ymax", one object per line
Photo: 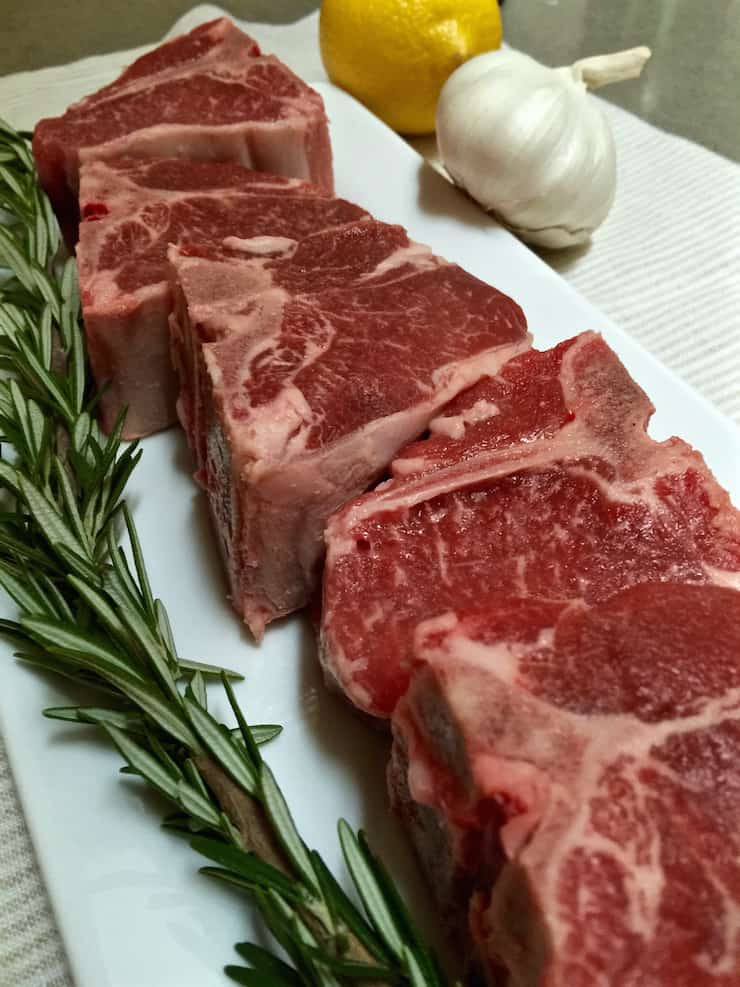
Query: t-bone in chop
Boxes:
[
  {"xmin": 168, "ymin": 220, "xmax": 530, "ymax": 637},
  {"xmin": 321, "ymin": 332, "xmax": 740, "ymax": 717},
  {"xmin": 33, "ymin": 17, "xmax": 333, "ymax": 243},
  {"xmin": 390, "ymin": 582, "xmax": 740, "ymax": 986},
  {"xmin": 76, "ymin": 156, "xmax": 366, "ymax": 438}
]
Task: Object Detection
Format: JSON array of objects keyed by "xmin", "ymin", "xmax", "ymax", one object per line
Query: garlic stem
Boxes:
[{"xmin": 569, "ymin": 46, "xmax": 652, "ymax": 90}]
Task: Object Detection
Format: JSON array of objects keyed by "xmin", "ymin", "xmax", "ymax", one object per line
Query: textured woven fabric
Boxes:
[
  {"xmin": 0, "ymin": 746, "xmax": 72, "ymax": 987},
  {"xmin": 0, "ymin": 6, "xmax": 738, "ymax": 985},
  {"xmin": 545, "ymin": 103, "xmax": 740, "ymax": 423}
]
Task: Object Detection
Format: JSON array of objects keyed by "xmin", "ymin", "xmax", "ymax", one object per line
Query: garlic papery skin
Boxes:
[{"xmin": 436, "ymin": 46, "xmax": 651, "ymax": 249}]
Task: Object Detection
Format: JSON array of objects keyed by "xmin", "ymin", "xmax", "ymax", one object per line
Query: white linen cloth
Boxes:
[{"xmin": 0, "ymin": 6, "xmax": 738, "ymax": 984}]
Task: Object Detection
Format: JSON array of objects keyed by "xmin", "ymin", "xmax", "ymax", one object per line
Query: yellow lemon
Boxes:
[{"xmin": 320, "ymin": 0, "xmax": 502, "ymax": 135}]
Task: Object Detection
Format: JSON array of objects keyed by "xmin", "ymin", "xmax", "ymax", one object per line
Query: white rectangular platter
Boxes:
[{"xmin": 1, "ymin": 82, "xmax": 739, "ymax": 987}]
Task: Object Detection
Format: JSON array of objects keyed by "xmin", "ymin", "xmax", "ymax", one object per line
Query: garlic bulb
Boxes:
[{"xmin": 436, "ymin": 46, "xmax": 651, "ymax": 248}]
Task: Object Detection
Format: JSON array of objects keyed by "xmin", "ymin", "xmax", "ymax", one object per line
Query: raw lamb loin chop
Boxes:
[
  {"xmin": 168, "ymin": 220, "xmax": 530, "ymax": 637},
  {"xmin": 32, "ymin": 17, "xmax": 333, "ymax": 244},
  {"xmin": 390, "ymin": 581, "xmax": 740, "ymax": 986},
  {"xmin": 76, "ymin": 156, "xmax": 365, "ymax": 437},
  {"xmin": 321, "ymin": 332, "xmax": 740, "ymax": 717}
]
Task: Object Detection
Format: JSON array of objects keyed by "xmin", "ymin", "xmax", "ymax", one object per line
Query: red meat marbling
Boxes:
[
  {"xmin": 168, "ymin": 220, "xmax": 530, "ymax": 636},
  {"xmin": 321, "ymin": 333, "xmax": 740, "ymax": 718}
]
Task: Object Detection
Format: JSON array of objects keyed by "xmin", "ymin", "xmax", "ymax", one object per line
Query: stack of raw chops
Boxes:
[
  {"xmin": 322, "ymin": 334, "xmax": 740, "ymax": 985},
  {"xmin": 34, "ymin": 17, "xmax": 530, "ymax": 630},
  {"xmin": 34, "ymin": 17, "xmax": 740, "ymax": 986},
  {"xmin": 34, "ymin": 16, "xmax": 339, "ymax": 436}
]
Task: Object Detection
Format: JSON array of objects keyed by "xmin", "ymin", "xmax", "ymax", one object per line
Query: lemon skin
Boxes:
[{"xmin": 320, "ymin": 0, "xmax": 503, "ymax": 135}]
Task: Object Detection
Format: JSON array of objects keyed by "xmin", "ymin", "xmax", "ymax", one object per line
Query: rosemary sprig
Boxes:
[{"xmin": 0, "ymin": 118, "xmax": 448, "ymax": 987}]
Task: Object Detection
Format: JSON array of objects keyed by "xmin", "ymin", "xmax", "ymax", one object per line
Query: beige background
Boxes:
[{"xmin": 2, "ymin": 0, "xmax": 740, "ymax": 161}]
